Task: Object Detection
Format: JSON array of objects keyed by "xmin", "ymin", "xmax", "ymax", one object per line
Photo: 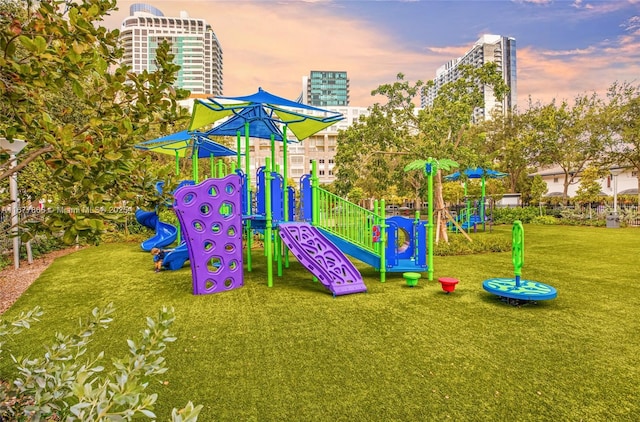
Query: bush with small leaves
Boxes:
[
  {"xmin": 531, "ymin": 216, "xmax": 561, "ymax": 225},
  {"xmin": 0, "ymin": 304, "xmax": 202, "ymax": 421}
]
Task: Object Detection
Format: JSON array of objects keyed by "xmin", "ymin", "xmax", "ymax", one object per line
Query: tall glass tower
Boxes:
[
  {"xmin": 119, "ymin": 4, "xmax": 223, "ymax": 96},
  {"xmin": 421, "ymin": 34, "xmax": 516, "ymax": 119},
  {"xmin": 303, "ymin": 71, "xmax": 350, "ymax": 107}
]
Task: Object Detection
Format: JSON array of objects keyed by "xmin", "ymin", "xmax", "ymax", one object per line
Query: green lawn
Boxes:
[{"xmin": 2, "ymin": 225, "xmax": 639, "ymax": 421}]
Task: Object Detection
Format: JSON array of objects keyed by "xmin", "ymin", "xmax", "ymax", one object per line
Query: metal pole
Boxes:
[
  {"xmin": 613, "ymin": 174, "xmax": 619, "ymax": 214},
  {"xmin": 10, "ymin": 153, "xmax": 19, "ymax": 269},
  {"xmin": 1, "ymin": 138, "xmax": 27, "ymax": 269}
]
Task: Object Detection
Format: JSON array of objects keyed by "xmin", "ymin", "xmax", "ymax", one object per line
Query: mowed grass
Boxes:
[{"xmin": 1, "ymin": 225, "xmax": 639, "ymax": 421}]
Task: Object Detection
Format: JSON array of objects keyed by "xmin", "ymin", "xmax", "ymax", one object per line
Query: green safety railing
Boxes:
[
  {"xmin": 313, "ymin": 187, "xmax": 381, "ymax": 255},
  {"xmin": 310, "ymin": 162, "xmax": 387, "ymax": 282}
]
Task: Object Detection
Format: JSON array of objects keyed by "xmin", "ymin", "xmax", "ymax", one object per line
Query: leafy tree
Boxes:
[
  {"xmin": 347, "ymin": 186, "xmax": 364, "ymax": 206},
  {"xmin": 441, "ymin": 181, "xmax": 464, "ymax": 206},
  {"xmin": 334, "ymin": 75, "xmax": 419, "ymax": 201},
  {"xmin": 606, "ymin": 81, "xmax": 640, "ymax": 205},
  {"xmin": 575, "ymin": 165, "xmax": 605, "ymax": 208},
  {"xmin": 479, "ymin": 108, "xmax": 531, "ymax": 193},
  {"xmin": 407, "ymin": 64, "xmax": 507, "ymax": 240},
  {"xmin": 0, "ymin": 0, "xmax": 190, "ymax": 244},
  {"xmin": 336, "ymin": 65, "xmax": 507, "ymax": 241},
  {"xmin": 526, "ymin": 92, "xmax": 612, "ymax": 205},
  {"xmin": 527, "ymin": 174, "xmax": 549, "ymax": 206}
]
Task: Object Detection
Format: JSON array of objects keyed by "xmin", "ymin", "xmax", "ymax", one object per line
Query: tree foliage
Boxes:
[
  {"xmin": 335, "ymin": 64, "xmax": 507, "ymax": 241},
  {"xmin": 525, "ymin": 93, "xmax": 612, "ymax": 204},
  {"xmin": 574, "ymin": 165, "xmax": 605, "ymax": 206},
  {"xmin": 606, "ymin": 81, "xmax": 640, "ymax": 205},
  {"xmin": 0, "ymin": 0, "xmax": 190, "ymax": 244}
]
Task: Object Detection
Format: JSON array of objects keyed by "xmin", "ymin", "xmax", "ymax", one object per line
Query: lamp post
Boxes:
[
  {"xmin": 1, "ymin": 138, "xmax": 28, "ymax": 269},
  {"xmin": 609, "ymin": 168, "xmax": 624, "ymax": 229}
]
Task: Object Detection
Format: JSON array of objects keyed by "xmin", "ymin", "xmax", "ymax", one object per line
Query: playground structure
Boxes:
[
  {"xmin": 444, "ymin": 168, "xmax": 507, "ymax": 233},
  {"xmin": 134, "ymin": 88, "xmax": 441, "ymax": 297},
  {"xmin": 482, "ymin": 220, "xmax": 557, "ymax": 305},
  {"xmin": 133, "ymin": 90, "xmax": 558, "ymax": 305},
  {"xmin": 152, "ymin": 157, "xmax": 433, "ymax": 296},
  {"xmin": 134, "ymin": 155, "xmax": 439, "ymax": 296}
]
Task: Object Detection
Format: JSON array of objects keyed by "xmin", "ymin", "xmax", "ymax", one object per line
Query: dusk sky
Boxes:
[{"xmin": 103, "ymin": 0, "xmax": 640, "ymax": 108}]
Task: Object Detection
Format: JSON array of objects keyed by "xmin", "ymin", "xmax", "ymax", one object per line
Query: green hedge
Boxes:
[{"xmin": 492, "ymin": 207, "xmax": 542, "ymax": 224}]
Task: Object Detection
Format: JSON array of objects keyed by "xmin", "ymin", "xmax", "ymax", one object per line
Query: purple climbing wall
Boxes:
[
  {"xmin": 173, "ymin": 175, "xmax": 243, "ymax": 295},
  {"xmin": 279, "ymin": 223, "xmax": 367, "ymax": 296}
]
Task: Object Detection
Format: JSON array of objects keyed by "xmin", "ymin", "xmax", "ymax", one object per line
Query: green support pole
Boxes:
[
  {"xmin": 310, "ymin": 160, "xmax": 319, "ymax": 283},
  {"xmin": 245, "ymin": 123, "xmax": 252, "ymax": 272},
  {"xmin": 209, "ymin": 154, "xmax": 220, "ymax": 179},
  {"xmin": 175, "ymin": 150, "xmax": 181, "ymax": 244},
  {"xmin": 464, "ymin": 180, "xmax": 469, "ymax": 231},
  {"xmin": 311, "ymin": 160, "xmax": 318, "ymax": 226},
  {"xmin": 270, "ymin": 134, "xmax": 275, "ymax": 172},
  {"xmin": 265, "ymin": 157, "xmax": 273, "ymax": 287},
  {"xmin": 282, "ymin": 126, "xmax": 290, "ymax": 268},
  {"xmin": 426, "ymin": 160, "xmax": 435, "ymax": 281},
  {"xmin": 192, "ymin": 149, "xmax": 199, "ymax": 183},
  {"xmin": 512, "ymin": 220, "xmax": 524, "ymax": 287},
  {"xmin": 236, "ymin": 130, "xmax": 241, "ymax": 170},
  {"xmin": 282, "ymin": 126, "xmax": 289, "ymax": 221}
]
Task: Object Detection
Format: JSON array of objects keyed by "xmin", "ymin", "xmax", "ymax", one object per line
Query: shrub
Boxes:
[
  {"xmin": 0, "ymin": 305, "xmax": 201, "ymax": 421},
  {"xmin": 434, "ymin": 233, "xmax": 511, "ymax": 256},
  {"xmin": 19, "ymin": 234, "xmax": 66, "ymax": 259},
  {"xmin": 492, "ymin": 207, "xmax": 541, "ymax": 224},
  {"xmin": 531, "ymin": 216, "xmax": 560, "ymax": 225}
]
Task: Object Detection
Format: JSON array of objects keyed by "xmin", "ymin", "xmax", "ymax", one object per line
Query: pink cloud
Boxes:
[{"xmin": 104, "ymin": 1, "xmax": 640, "ymax": 110}]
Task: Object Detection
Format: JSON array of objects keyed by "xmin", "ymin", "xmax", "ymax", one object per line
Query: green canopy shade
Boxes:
[
  {"xmin": 135, "ymin": 131, "xmax": 238, "ymax": 158},
  {"xmin": 188, "ymin": 103, "xmax": 238, "ymax": 133}
]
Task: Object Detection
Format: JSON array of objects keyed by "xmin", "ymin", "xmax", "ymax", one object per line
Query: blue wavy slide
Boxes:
[
  {"xmin": 162, "ymin": 242, "xmax": 190, "ymax": 270},
  {"xmin": 135, "ymin": 209, "xmax": 177, "ymax": 252}
]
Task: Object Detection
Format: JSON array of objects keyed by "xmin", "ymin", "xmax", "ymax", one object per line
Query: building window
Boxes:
[
  {"xmin": 319, "ymin": 170, "xmax": 325, "ymax": 176},
  {"xmin": 319, "ymin": 159, "xmax": 325, "ymax": 164},
  {"xmin": 553, "ymin": 177, "xmax": 558, "ymax": 183}
]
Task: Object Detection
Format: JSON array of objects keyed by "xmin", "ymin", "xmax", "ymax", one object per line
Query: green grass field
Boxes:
[{"xmin": 1, "ymin": 225, "xmax": 639, "ymax": 421}]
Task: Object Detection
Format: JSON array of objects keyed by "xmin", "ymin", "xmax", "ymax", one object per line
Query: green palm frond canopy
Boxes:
[{"xmin": 403, "ymin": 158, "xmax": 459, "ymax": 173}]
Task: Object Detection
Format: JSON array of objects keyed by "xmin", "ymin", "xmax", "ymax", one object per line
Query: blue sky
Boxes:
[{"xmin": 106, "ymin": 0, "xmax": 640, "ymax": 108}]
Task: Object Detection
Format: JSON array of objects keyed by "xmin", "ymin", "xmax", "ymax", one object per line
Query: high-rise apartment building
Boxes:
[
  {"xmin": 421, "ymin": 34, "xmax": 516, "ymax": 119},
  {"xmin": 302, "ymin": 71, "xmax": 349, "ymax": 107},
  {"xmin": 119, "ymin": 3, "xmax": 223, "ymax": 96}
]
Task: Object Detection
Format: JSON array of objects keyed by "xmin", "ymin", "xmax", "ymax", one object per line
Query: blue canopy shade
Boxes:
[
  {"xmin": 135, "ymin": 131, "xmax": 238, "ymax": 158},
  {"xmin": 216, "ymin": 88, "xmax": 337, "ymax": 113},
  {"xmin": 205, "ymin": 106, "xmax": 288, "ymax": 142},
  {"xmin": 188, "ymin": 87, "xmax": 344, "ymax": 141},
  {"xmin": 444, "ymin": 167, "xmax": 508, "ymax": 181}
]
